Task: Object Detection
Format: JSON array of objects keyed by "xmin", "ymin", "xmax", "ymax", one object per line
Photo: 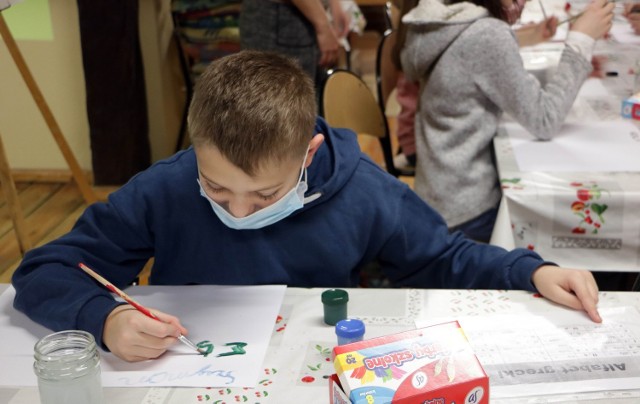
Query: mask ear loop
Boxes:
[
  {"xmin": 298, "ymin": 145, "xmax": 311, "ymax": 186},
  {"xmin": 299, "ymin": 145, "xmax": 323, "ymax": 204}
]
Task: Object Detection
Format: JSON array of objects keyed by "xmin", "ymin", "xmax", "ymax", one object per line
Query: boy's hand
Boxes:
[
  {"xmin": 531, "ymin": 265, "xmax": 602, "ymax": 323},
  {"xmin": 103, "ymin": 305, "xmax": 189, "ymax": 362}
]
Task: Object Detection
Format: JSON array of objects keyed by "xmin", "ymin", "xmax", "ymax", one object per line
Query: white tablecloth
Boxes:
[
  {"xmin": 3, "ymin": 285, "xmax": 640, "ymax": 403},
  {"xmin": 491, "ymin": 18, "xmax": 640, "ymax": 272}
]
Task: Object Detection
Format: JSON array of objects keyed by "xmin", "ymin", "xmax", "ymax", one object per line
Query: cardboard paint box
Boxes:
[
  {"xmin": 621, "ymin": 94, "xmax": 640, "ymax": 121},
  {"xmin": 330, "ymin": 321, "xmax": 488, "ymax": 404}
]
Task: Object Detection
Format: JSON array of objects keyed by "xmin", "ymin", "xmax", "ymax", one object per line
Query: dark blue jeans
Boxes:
[{"xmin": 449, "ymin": 205, "xmax": 499, "ymax": 243}]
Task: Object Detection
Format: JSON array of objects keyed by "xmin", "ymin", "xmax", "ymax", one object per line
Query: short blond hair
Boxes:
[{"xmin": 188, "ymin": 51, "xmax": 317, "ymax": 176}]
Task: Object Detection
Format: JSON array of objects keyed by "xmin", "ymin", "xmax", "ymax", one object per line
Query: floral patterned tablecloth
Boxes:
[{"xmin": 491, "ymin": 37, "xmax": 640, "ymax": 272}]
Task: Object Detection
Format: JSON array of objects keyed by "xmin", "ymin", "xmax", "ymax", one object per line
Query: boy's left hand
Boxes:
[{"xmin": 531, "ymin": 265, "xmax": 602, "ymax": 323}]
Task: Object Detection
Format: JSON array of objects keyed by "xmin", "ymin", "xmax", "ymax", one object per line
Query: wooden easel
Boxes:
[{"xmin": 0, "ymin": 11, "xmax": 97, "ymax": 256}]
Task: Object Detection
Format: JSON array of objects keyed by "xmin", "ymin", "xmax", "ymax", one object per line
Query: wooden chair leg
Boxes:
[{"xmin": 0, "ymin": 130, "xmax": 32, "ymax": 255}]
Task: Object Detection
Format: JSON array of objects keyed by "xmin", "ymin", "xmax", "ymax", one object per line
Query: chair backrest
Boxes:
[
  {"xmin": 320, "ymin": 69, "xmax": 401, "ymax": 177},
  {"xmin": 376, "ymin": 29, "xmax": 400, "ymax": 116},
  {"xmin": 322, "ymin": 70, "xmax": 386, "ymax": 139}
]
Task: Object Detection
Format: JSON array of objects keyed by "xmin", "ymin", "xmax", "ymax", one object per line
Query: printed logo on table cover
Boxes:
[
  {"xmin": 552, "ymin": 181, "xmax": 623, "ymax": 250},
  {"xmin": 567, "ymin": 182, "xmax": 609, "ymax": 235},
  {"xmin": 297, "ymin": 341, "xmax": 334, "ymax": 386},
  {"xmin": 269, "ymin": 305, "xmax": 292, "ymax": 346},
  {"xmin": 193, "ymin": 367, "xmax": 276, "ymax": 403}
]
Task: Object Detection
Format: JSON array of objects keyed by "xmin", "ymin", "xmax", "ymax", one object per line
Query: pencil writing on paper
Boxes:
[{"xmin": 77, "ymin": 262, "xmax": 205, "ymax": 355}]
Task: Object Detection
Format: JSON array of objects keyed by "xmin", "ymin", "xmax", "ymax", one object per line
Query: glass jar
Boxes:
[{"xmin": 33, "ymin": 330, "xmax": 104, "ymax": 404}]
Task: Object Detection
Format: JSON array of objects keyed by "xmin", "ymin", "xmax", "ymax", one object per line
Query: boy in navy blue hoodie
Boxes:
[{"xmin": 12, "ymin": 51, "xmax": 601, "ymax": 362}]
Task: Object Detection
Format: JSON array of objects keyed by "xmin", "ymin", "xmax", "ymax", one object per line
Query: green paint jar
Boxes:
[{"xmin": 321, "ymin": 289, "xmax": 349, "ymax": 325}]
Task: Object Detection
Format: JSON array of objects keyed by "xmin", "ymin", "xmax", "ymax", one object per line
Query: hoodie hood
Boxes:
[
  {"xmin": 401, "ymin": 0, "xmax": 488, "ymax": 82},
  {"xmin": 296, "ymin": 117, "xmax": 361, "ymax": 212}
]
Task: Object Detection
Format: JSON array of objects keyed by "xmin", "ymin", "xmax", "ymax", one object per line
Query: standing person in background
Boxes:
[
  {"xmin": 401, "ymin": 0, "xmax": 613, "ymax": 243},
  {"xmin": 391, "ymin": 0, "xmax": 558, "ymax": 171},
  {"xmin": 239, "ymin": 0, "xmax": 350, "ymax": 90},
  {"xmin": 624, "ymin": 3, "xmax": 640, "ymax": 34}
]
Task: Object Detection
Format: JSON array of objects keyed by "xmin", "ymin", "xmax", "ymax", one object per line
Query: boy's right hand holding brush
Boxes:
[{"xmin": 103, "ymin": 304, "xmax": 191, "ymax": 362}]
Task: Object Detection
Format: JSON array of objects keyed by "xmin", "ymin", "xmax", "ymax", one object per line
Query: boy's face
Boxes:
[{"xmin": 195, "ymin": 144, "xmax": 306, "ymax": 219}]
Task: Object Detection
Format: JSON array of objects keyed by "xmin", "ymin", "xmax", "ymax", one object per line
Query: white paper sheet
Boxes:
[
  {"xmin": 505, "ymin": 120, "xmax": 640, "ymax": 172},
  {"xmin": 576, "ymin": 78, "xmax": 611, "ymax": 98},
  {"xmin": 417, "ymin": 307, "xmax": 640, "ymax": 398},
  {"xmin": 610, "ymin": 22, "xmax": 640, "ymax": 46},
  {"xmin": 0, "ymin": 285, "xmax": 286, "ymax": 388}
]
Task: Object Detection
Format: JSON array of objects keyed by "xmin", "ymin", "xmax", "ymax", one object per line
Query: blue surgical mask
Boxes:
[{"xmin": 198, "ymin": 151, "xmax": 310, "ymax": 230}]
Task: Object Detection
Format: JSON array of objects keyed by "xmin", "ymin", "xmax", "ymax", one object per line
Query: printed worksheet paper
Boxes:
[{"xmin": 417, "ymin": 306, "xmax": 640, "ymax": 398}]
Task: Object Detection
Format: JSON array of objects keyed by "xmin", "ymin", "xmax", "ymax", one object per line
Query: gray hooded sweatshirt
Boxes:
[{"xmin": 401, "ymin": 0, "xmax": 592, "ymax": 228}]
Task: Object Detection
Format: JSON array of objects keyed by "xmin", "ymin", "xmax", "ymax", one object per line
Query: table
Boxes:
[
  {"xmin": 3, "ymin": 284, "xmax": 640, "ymax": 403},
  {"xmin": 490, "ymin": 12, "xmax": 640, "ymax": 273}
]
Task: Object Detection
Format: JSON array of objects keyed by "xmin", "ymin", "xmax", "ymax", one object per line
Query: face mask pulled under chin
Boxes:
[{"xmin": 198, "ymin": 150, "xmax": 310, "ymax": 230}]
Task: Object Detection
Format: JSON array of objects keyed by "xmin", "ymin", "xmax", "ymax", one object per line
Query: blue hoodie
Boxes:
[{"xmin": 12, "ymin": 118, "xmax": 545, "ymax": 348}]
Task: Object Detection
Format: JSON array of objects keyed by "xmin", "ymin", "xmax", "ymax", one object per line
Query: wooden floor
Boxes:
[{"xmin": 0, "ymin": 180, "xmax": 117, "ymax": 283}]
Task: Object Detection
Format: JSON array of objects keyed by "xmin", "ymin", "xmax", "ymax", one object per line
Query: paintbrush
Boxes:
[
  {"xmin": 558, "ymin": 0, "xmax": 622, "ymax": 26},
  {"xmin": 558, "ymin": 11, "xmax": 583, "ymax": 26},
  {"xmin": 78, "ymin": 262, "xmax": 205, "ymax": 354},
  {"xmin": 539, "ymin": 0, "xmax": 549, "ymax": 20}
]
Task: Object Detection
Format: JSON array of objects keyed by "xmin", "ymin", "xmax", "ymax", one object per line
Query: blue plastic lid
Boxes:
[{"xmin": 335, "ymin": 318, "xmax": 366, "ymax": 338}]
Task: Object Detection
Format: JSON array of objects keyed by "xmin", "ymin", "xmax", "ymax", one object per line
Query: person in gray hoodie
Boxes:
[{"xmin": 401, "ymin": 0, "xmax": 614, "ymax": 242}]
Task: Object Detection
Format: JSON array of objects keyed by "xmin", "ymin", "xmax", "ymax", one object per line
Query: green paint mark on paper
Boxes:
[
  {"xmin": 196, "ymin": 340, "xmax": 214, "ymax": 358},
  {"xmin": 196, "ymin": 340, "xmax": 247, "ymax": 358},
  {"xmin": 217, "ymin": 342, "xmax": 247, "ymax": 357}
]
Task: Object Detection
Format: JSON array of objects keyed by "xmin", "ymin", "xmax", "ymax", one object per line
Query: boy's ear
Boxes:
[{"xmin": 304, "ymin": 134, "xmax": 325, "ymax": 168}]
